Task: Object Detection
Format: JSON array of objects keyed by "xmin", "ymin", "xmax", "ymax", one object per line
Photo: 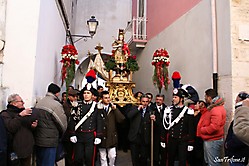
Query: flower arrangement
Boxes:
[
  {"xmin": 60, "ymin": 44, "xmax": 79, "ymax": 88},
  {"xmin": 152, "ymin": 48, "xmax": 170, "ymax": 93},
  {"xmin": 104, "ymin": 57, "xmax": 116, "ymax": 72},
  {"xmin": 104, "ymin": 43, "xmax": 139, "ymax": 72},
  {"xmin": 125, "ymin": 55, "xmax": 139, "ymax": 72}
]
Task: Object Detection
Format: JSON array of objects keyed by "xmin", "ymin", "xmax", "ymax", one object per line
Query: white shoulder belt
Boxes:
[
  {"xmin": 75, "ymin": 102, "xmax": 96, "ymax": 131},
  {"xmin": 163, "ymin": 106, "xmax": 188, "ymax": 130}
]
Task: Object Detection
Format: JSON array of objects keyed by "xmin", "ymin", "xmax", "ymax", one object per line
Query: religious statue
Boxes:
[
  {"xmin": 111, "ymin": 29, "xmax": 129, "ymax": 81},
  {"xmin": 105, "ymin": 29, "xmax": 139, "ymax": 107}
]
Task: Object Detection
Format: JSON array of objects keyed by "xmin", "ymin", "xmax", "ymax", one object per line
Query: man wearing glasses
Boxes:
[{"xmin": 1, "ymin": 94, "xmax": 38, "ymax": 166}]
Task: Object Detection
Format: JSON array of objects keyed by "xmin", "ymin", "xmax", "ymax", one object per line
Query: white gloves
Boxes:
[
  {"xmin": 70, "ymin": 136, "xmax": 77, "ymax": 143},
  {"xmin": 187, "ymin": 145, "xmax": 194, "ymax": 151},
  {"xmin": 94, "ymin": 138, "xmax": 101, "ymax": 145},
  {"xmin": 160, "ymin": 142, "xmax": 166, "ymax": 148}
]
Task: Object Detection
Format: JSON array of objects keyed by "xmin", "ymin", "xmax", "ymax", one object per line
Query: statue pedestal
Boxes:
[{"xmin": 105, "ymin": 81, "xmax": 139, "ymax": 107}]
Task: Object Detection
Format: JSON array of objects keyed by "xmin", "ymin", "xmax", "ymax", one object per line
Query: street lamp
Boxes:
[
  {"xmin": 87, "ymin": 16, "xmax": 99, "ymax": 37},
  {"xmin": 67, "ymin": 16, "xmax": 99, "ymax": 44}
]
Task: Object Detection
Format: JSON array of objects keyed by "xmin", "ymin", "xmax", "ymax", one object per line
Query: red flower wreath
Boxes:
[
  {"xmin": 60, "ymin": 44, "xmax": 79, "ymax": 86},
  {"xmin": 152, "ymin": 48, "xmax": 170, "ymax": 93}
]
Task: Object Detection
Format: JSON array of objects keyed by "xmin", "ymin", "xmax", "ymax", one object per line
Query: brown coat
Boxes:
[
  {"xmin": 99, "ymin": 104, "xmax": 125, "ymax": 148},
  {"xmin": 233, "ymin": 106, "xmax": 249, "ymax": 146}
]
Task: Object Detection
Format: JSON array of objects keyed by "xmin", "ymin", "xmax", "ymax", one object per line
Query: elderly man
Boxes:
[
  {"xmin": 1, "ymin": 94, "xmax": 38, "ymax": 166},
  {"xmin": 35, "ymin": 83, "xmax": 67, "ymax": 166},
  {"xmin": 233, "ymin": 98, "xmax": 249, "ymax": 146},
  {"xmin": 225, "ymin": 92, "xmax": 249, "ymax": 166}
]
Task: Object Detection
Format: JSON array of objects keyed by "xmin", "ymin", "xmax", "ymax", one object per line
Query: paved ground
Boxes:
[
  {"xmin": 115, "ymin": 150, "xmax": 132, "ymax": 166},
  {"xmin": 57, "ymin": 149, "xmax": 132, "ymax": 166}
]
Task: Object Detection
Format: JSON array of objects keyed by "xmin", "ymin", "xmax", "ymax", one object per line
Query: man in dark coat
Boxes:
[
  {"xmin": 1, "ymin": 93, "xmax": 38, "ymax": 166},
  {"xmin": 127, "ymin": 94, "xmax": 156, "ymax": 166},
  {"xmin": 150, "ymin": 94, "xmax": 167, "ymax": 166},
  {"xmin": 0, "ymin": 113, "xmax": 7, "ymax": 166},
  {"xmin": 62, "ymin": 89, "xmax": 79, "ymax": 166},
  {"xmin": 98, "ymin": 90, "xmax": 125, "ymax": 166}
]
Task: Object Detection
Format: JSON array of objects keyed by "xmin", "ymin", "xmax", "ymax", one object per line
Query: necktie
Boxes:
[
  {"xmin": 105, "ymin": 107, "xmax": 108, "ymax": 113},
  {"xmin": 142, "ymin": 108, "xmax": 146, "ymax": 117}
]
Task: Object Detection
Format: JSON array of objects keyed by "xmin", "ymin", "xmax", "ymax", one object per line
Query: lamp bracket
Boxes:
[{"xmin": 67, "ymin": 34, "xmax": 93, "ymax": 43}]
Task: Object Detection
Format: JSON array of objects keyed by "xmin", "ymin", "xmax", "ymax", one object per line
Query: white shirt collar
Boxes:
[{"xmin": 83, "ymin": 100, "xmax": 93, "ymax": 105}]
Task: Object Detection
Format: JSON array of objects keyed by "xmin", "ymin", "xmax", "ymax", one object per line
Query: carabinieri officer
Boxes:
[
  {"xmin": 69, "ymin": 70, "xmax": 103, "ymax": 166},
  {"xmin": 161, "ymin": 88, "xmax": 195, "ymax": 166}
]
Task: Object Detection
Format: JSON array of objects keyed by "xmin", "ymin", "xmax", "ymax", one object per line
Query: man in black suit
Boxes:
[
  {"xmin": 127, "ymin": 94, "xmax": 155, "ymax": 166},
  {"xmin": 150, "ymin": 94, "xmax": 167, "ymax": 166}
]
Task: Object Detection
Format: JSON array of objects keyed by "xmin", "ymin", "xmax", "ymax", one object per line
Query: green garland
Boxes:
[
  {"xmin": 104, "ymin": 57, "xmax": 139, "ymax": 72},
  {"xmin": 65, "ymin": 61, "xmax": 76, "ymax": 90},
  {"xmin": 125, "ymin": 57, "xmax": 139, "ymax": 72},
  {"xmin": 104, "ymin": 58, "xmax": 116, "ymax": 72}
]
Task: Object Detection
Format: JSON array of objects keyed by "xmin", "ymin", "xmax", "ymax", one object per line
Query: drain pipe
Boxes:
[
  {"xmin": 55, "ymin": 0, "xmax": 74, "ymax": 45},
  {"xmin": 211, "ymin": 0, "xmax": 218, "ymax": 93}
]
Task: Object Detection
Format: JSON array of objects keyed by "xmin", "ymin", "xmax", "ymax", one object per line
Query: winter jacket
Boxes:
[
  {"xmin": 1, "ymin": 105, "xmax": 37, "ymax": 158},
  {"xmin": 233, "ymin": 106, "xmax": 249, "ymax": 146},
  {"xmin": 225, "ymin": 121, "xmax": 249, "ymax": 161},
  {"xmin": 99, "ymin": 104, "xmax": 125, "ymax": 148},
  {"xmin": 197, "ymin": 97, "xmax": 226, "ymax": 141},
  {"xmin": 35, "ymin": 92, "xmax": 67, "ymax": 147}
]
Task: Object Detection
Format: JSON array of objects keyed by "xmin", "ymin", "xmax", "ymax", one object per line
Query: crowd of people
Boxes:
[{"xmin": 0, "ymin": 81, "xmax": 249, "ymax": 166}]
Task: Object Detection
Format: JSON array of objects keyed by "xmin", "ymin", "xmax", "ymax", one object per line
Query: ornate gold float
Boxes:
[{"xmin": 105, "ymin": 29, "xmax": 139, "ymax": 107}]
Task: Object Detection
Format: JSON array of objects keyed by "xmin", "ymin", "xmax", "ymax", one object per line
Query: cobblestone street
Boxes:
[{"xmin": 56, "ymin": 150, "xmax": 132, "ymax": 166}]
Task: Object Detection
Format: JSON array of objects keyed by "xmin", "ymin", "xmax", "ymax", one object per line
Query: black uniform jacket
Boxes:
[{"xmin": 69, "ymin": 100, "xmax": 103, "ymax": 142}]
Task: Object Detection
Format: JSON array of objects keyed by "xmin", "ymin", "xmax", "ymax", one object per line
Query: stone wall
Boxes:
[{"xmin": 231, "ymin": 0, "xmax": 249, "ymax": 117}]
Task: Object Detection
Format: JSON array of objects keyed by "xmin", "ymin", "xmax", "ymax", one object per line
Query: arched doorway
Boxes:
[{"xmin": 74, "ymin": 53, "xmax": 110, "ymax": 90}]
